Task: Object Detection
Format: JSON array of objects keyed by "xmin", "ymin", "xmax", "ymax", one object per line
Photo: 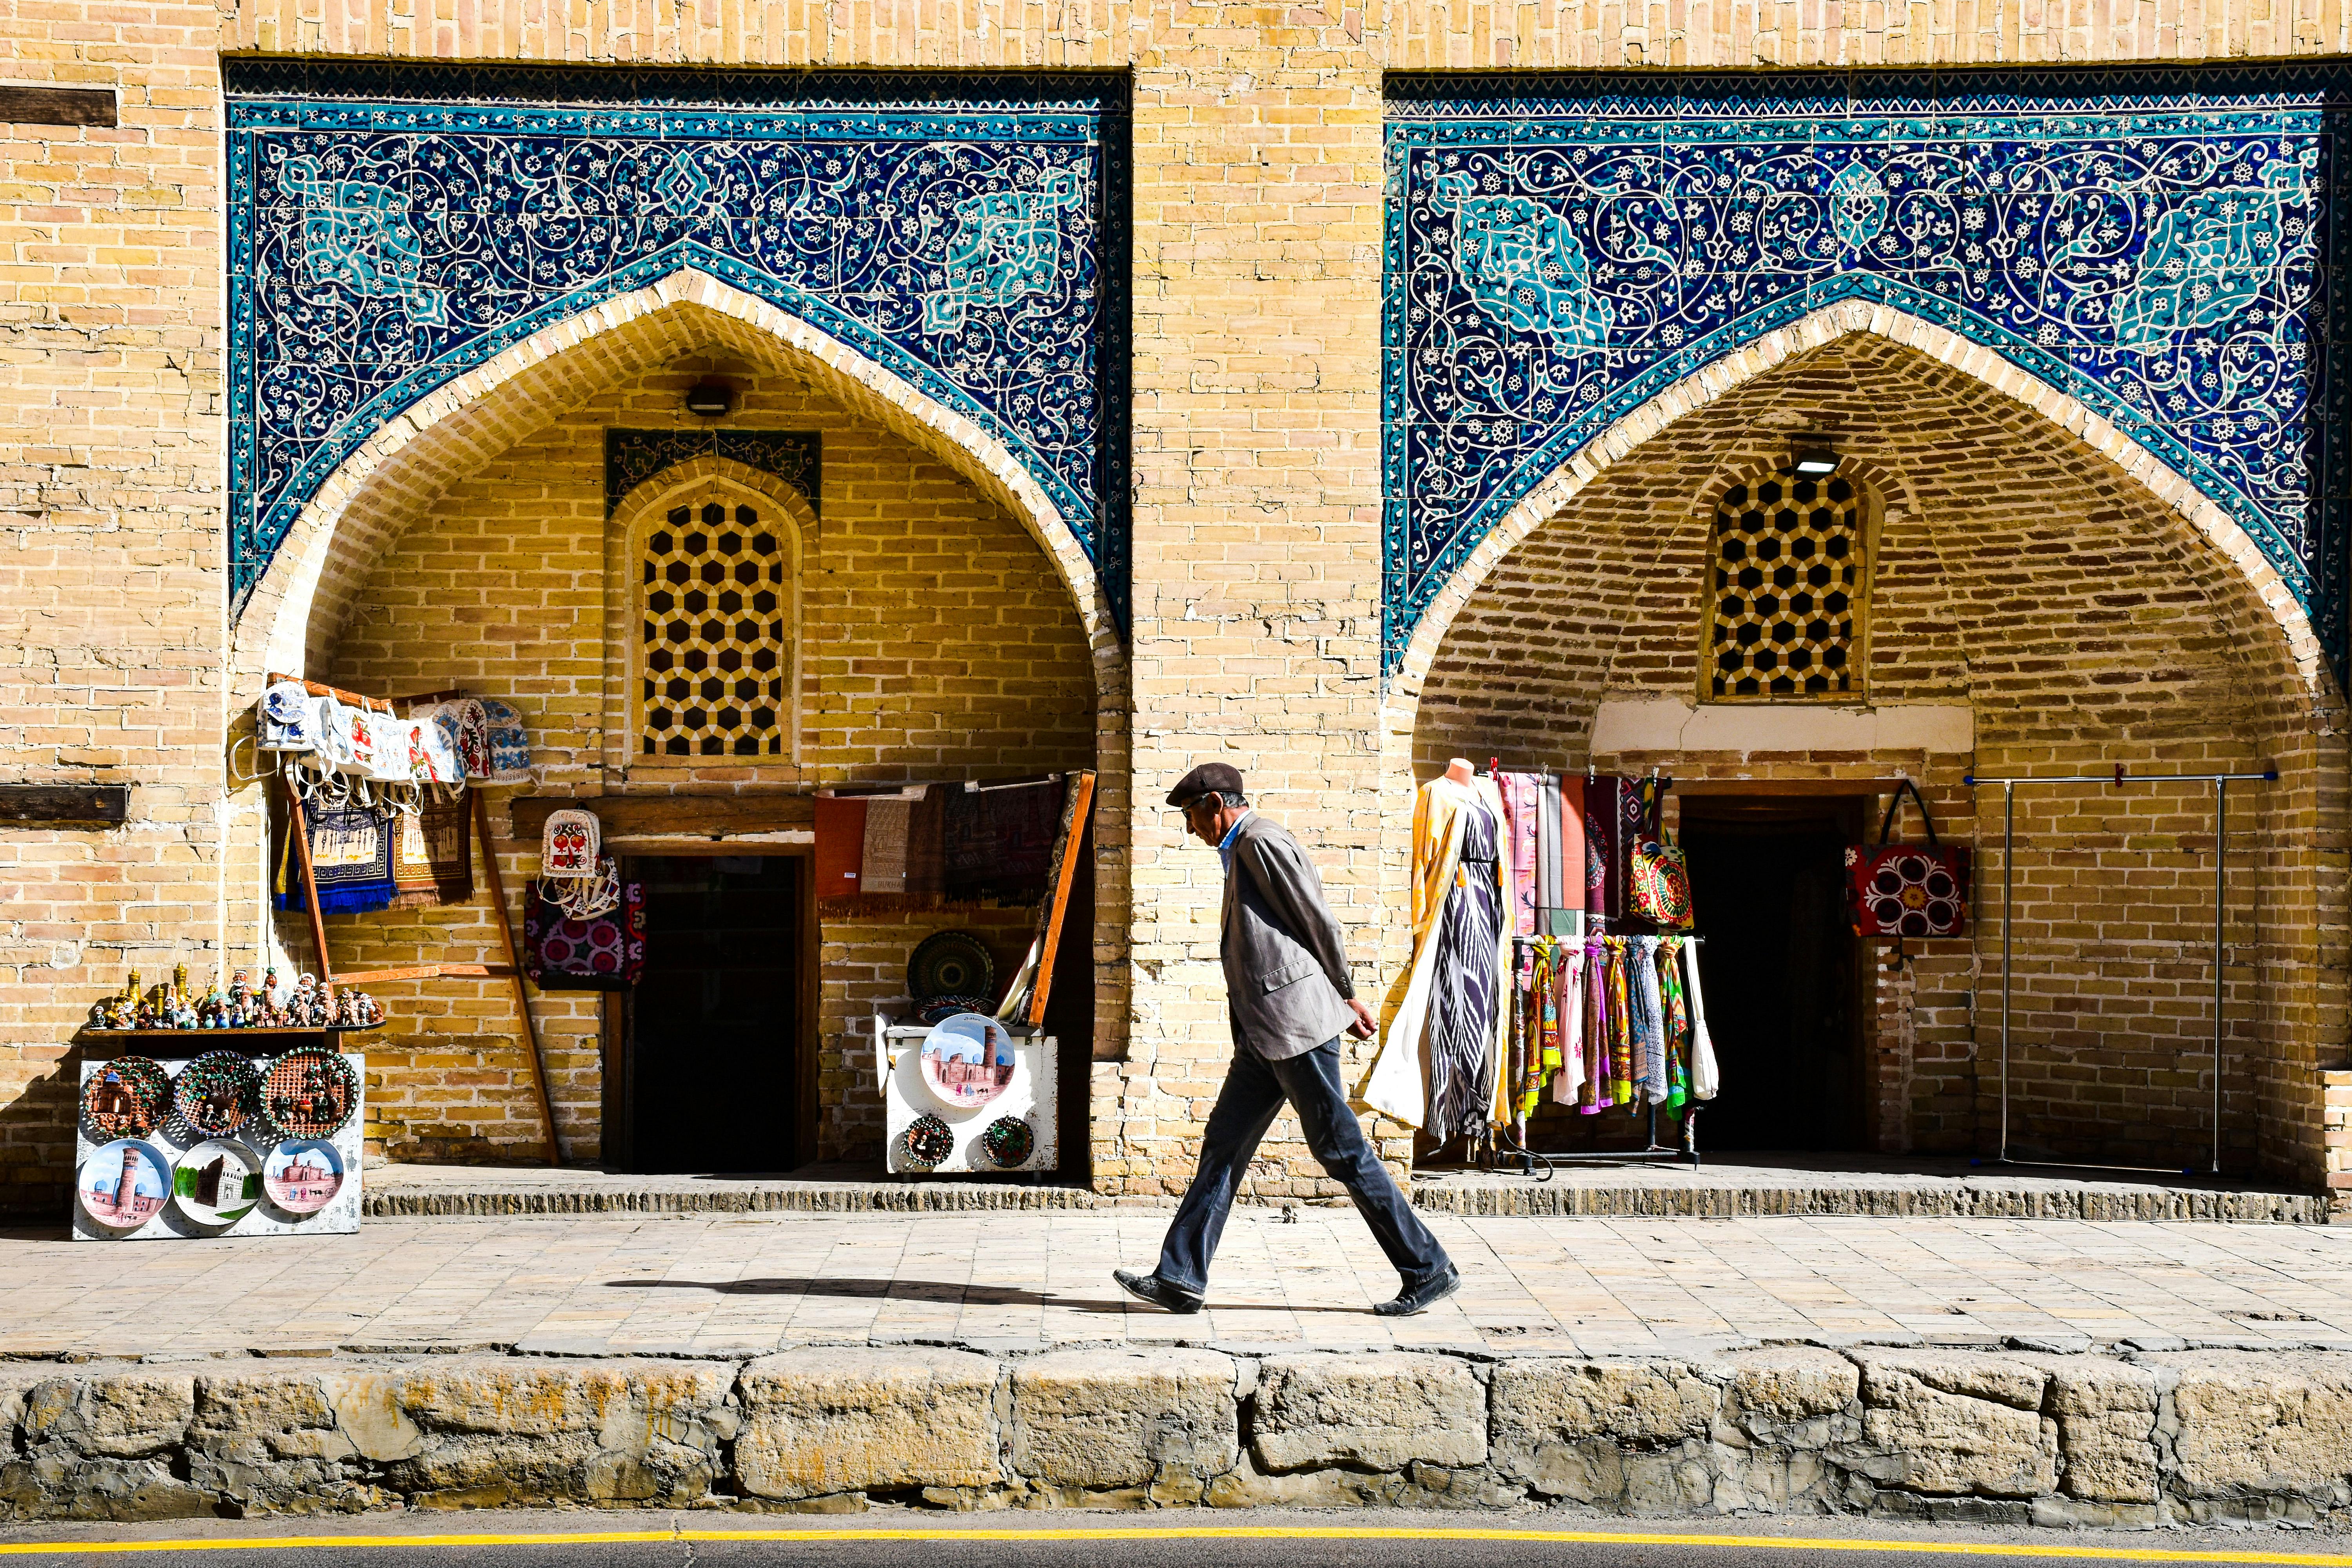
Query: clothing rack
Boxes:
[
  {"xmin": 1963, "ymin": 764, "xmax": 2277, "ymax": 1176},
  {"xmin": 265, "ymin": 674, "xmax": 560, "ymax": 1164}
]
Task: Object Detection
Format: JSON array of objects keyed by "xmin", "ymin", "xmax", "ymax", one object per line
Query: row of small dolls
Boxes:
[{"xmin": 88, "ymin": 964, "xmax": 383, "ymax": 1033}]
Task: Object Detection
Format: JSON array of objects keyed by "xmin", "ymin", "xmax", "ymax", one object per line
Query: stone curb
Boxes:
[
  {"xmin": 356, "ymin": 1181, "xmax": 2325, "ymax": 1223},
  {"xmin": 6, "ymin": 1344, "xmax": 2352, "ymax": 1524}
]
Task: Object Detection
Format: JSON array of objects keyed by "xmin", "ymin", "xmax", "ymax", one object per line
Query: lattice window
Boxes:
[
  {"xmin": 641, "ymin": 495, "xmax": 791, "ymax": 756},
  {"xmin": 1705, "ymin": 469, "xmax": 1867, "ymax": 700}
]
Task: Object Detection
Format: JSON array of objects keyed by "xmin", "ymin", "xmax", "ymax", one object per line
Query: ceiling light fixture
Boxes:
[
  {"xmin": 1791, "ymin": 445, "xmax": 1839, "ymax": 477},
  {"xmin": 684, "ymin": 381, "xmax": 733, "ymax": 417}
]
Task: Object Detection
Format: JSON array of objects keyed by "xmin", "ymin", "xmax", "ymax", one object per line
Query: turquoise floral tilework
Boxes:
[
  {"xmin": 225, "ymin": 63, "xmax": 1129, "ymax": 629},
  {"xmin": 1385, "ymin": 70, "xmax": 2347, "ymax": 678}
]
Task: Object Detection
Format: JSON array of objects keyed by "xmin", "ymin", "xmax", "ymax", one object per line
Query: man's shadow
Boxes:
[{"xmin": 603, "ymin": 1278, "xmax": 1379, "ymax": 1313}]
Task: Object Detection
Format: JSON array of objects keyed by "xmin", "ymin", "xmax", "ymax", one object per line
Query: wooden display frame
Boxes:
[{"xmin": 265, "ymin": 674, "xmax": 561, "ymax": 1164}]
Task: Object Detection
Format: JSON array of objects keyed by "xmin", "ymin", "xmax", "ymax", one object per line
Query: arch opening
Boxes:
[{"xmin": 1385, "ymin": 321, "xmax": 2345, "ymax": 1185}]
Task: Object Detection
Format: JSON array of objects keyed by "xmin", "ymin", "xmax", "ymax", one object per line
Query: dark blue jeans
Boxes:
[{"xmin": 1154, "ymin": 1038, "xmax": 1452, "ymax": 1297}]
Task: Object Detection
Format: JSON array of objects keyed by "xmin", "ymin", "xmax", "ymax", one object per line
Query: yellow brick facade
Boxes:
[{"xmin": 2, "ymin": 0, "xmax": 2348, "ymax": 1210}]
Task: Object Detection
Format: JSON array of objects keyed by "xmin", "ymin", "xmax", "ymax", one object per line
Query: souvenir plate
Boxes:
[
  {"xmin": 172, "ymin": 1052, "xmax": 260, "ymax": 1138},
  {"xmin": 918, "ymin": 1012, "xmax": 1014, "ymax": 1110},
  {"xmin": 907, "ymin": 931, "xmax": 993, "ymax": 1004},
  {"xmin": 80, "ymin": 1056, "xmax": 169, "ymax": 1139},
  {"xmin": 262, "ymin": 1049, "xmax": 357, "ymax": 1138},
  {"xmin": 263, "ymin": 1137, "xmax": 345, "ymax": 1215},
  {"xmin": 171, "ymin": 1139, "xmax": 263, "ymax": 1227},
  {"xmin": 78, "ymin": 1139, "xmax": 171, "ymax": 1232}
]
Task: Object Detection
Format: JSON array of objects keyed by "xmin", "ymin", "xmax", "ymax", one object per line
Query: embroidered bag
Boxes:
[
  {"xmin": 258, "ymin": 681, "xmax": 318, "ymax": 751},
  {"xmin": 436, "ymin": 698, "xmax": 492, "ymax": 780},
  {"xmin": 413, "ymin": 712, "xmax": 465, "ymax": 794},
  {"xmin": 541, "ymin": 808, "xmax": 599, "ymax": 878},
  {"xmin": 523, "ymin": 877, "xmax": 646, "ymax": 991},
  {"xmin": 1628, "ymin": 836, "xmax": 1694, "ymax": 931},
  {"xmin": 1846, "ymin": 779, "xmax": 1970, "ymax": 940},
  {"xmin": 477, "ymin": 697, "xmax": 532, "ymax": 784}
]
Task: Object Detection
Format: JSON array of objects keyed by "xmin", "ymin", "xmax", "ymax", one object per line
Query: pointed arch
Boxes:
[
  {"xmin": 1383, "ymin": 299, "xmax": 2334, "ymax": 742},
  {"xmin": 229, "ymin": 268, "xmax": 1123, "ymax": 702}
]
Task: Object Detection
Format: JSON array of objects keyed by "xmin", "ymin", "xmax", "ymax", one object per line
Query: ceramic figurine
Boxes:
[
  {"xmin": 261, "ymin": 967, "xmax": 286, "ymax": 1013},
  {"xmin": 227, "ymin": 969, "xmax": 252, "ymax": 1028},
  {"xmin": 171, "ymin": 962, "xmax": 191, "ymax": 1007}
]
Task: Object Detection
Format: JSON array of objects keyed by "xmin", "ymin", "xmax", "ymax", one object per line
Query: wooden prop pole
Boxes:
[
  {"xmin": 474, "ymin": 788, "xmax": 562, "ymax": 1165},
  {"xmin": 282, "ymin": 782, "xmax": 337, "ymax": 992}
]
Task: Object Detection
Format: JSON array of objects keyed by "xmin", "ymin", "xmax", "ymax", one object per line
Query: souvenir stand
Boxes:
[
  {"xmin": 1457, "ymin": 764, "xmax": 1706, "ymax": 1181},
  {"xmin": 866, "ymin": 770, "xmax": 1095, "ymax": 1177},
  {"xmin": 265, "ymin": 675, "xmax": 561, "ymax": 1165},
  {"xmin": 74, "ymin": 1021, "xmax": 370, "ymax": 1240}
]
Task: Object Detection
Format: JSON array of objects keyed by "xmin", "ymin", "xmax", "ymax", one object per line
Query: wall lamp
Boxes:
[
  {"xmin": 1791, "ymin": 444, "xmax": 1840, "ymax": 477},
  {"xmin": 684, "ymin": 381, "xmax": 733, "ymax": 417}
]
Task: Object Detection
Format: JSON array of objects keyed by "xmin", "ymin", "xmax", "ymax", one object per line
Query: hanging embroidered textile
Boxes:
[
  {"xmin": 944, "ymin": 777, "xmax": 1065, "ymax": 906},
  {"xmin": 1538, "ymin": 773, "xmax": 1585, "ymax": 936},
  {"xmin": 1681, "ymin": 936, "xmax": 1720, "ymax": 1100},
  {"xmin": 1367, "ymin": 770, "xmax": 1515, "ymax": 1135},
  {"xmin": 1583, "ymin": 776, "xmax": 1623, "ymax": 920},
  {"xmin": 1629, "ymin": 834, "xmax": 1694, "ymax": 931},
  {"xmin": 1497, "ymin": 772, "xmax": 1539, "ymax": 938},
  {"xmin": 389, "ymin": 796, "xmax": 472, "ymax": 909},
  {"xmin": 523, "ymin": 877, "xmax": 646, "ymax": 991},
  {"xmin": 276, "ymin": 802, "xmax": 394, "ymax": 915}
]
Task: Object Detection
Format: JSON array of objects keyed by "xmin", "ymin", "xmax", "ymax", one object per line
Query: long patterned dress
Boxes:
[{"xmin": 1424, "ymin": 797, "xmax": 1504, "ymax": 1145}]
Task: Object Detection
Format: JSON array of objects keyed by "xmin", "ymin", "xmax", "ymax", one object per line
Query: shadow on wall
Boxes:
[{"xmin": 0, "ymin": 1059, "xmax": 80, "ymax": 1220}]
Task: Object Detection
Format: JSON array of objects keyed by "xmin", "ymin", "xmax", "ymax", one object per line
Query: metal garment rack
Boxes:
[
  {"xmin": 1478, "ymin": 930, "xmax": 1703, "ymax": 1178},
  {"xmin": 1964, "ymin": 764, "xmax": 2276, "ymax": 1176}
]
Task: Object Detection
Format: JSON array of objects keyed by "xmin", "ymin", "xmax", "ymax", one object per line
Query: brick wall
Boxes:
[
  {"xmin": 1406, "ymin": 332, "xmax": 2345, "ymax": 1180},
  {"xmin": 316, "ymin": 352, "xmax": 1096, "ymax": 1165}
]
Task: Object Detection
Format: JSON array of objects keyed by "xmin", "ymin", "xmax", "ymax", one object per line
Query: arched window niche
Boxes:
[
  {"xmin": 1699, "ymin": 462, "xmax": 1876, "ymax": 702},
  {"xmin": 609, "ymin": 459, "xmax": 807, "ymax": 768}
]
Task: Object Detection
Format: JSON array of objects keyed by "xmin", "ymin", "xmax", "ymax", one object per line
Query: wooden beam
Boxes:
[
  {"xmin": 477, "ymin": 788, "xmax": 562, "ymax": 1165},
  {"xmin": 336, "ymin": 962, "xmax": 519, "ymax": 984},
  {"xmin": 283, "ymin": 784, "xmax": 337, "ymax": 990},
  {"xmin": 263, "ymin": 671, "xmax": 397, "ymax": 714},
  {"xmin": 1, "ymin": 85, "xmax": 115, "ymax": 127},
  {"xmin": 508, "ymin": 793, "xmax": 815, "ymax": 840},
  {"xmin": 1669, "ymin": 778, "xmax": 1915, "ymax": 797},
  {"xmin": 0, "ymin": 784, "xmax": 129, "ymax": 825}
]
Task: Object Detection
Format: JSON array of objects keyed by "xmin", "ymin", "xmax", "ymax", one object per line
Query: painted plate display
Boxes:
[
  {"xmin": 171, "ymin": 1139, "xmax": 263, "ymax": 1227},
  {"xmin": 907, "ymin": 931, "xmax": 993, "ymax": 1004},
  {"xmin": 262, "ymin": 1137, "xmax": 345, "ymax": 1215},
  {"xmin": 902, "ymin": 1113, "xmax": 954, "ymax": 1168},
  {"xmin": 80, "ymin": 1056, "xmax": 169, "ymax": 1139},
  {"xmin": 913, "ymin": 993, "xmax": 992, "ymax": 1027},
  {"xmin": 78, "ymin": 1139, "xmax": 171, "ymax": 1232},
  {"xmin": 918, "ymin": 1012, "xmax": 1015, "ymax": 1110},
  {"xmin": 980, "ymin": 1115, "xmax": 1035, "ymax": 1169},
  {"xmin": 172, "ymin": 1052, "xmax": 260, "ymax": 1138},
  {"xmin": 262, "ymin": 1049, "xmax": 357, "ymax": 1138}
]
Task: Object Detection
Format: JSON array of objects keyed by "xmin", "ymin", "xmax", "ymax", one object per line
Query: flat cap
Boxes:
[{"xmin": 1165, "ymin": 762, "xmax": 1245, "ymax": 808}]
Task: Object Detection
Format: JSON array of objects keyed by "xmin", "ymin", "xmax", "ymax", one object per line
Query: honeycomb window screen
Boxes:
[
  {"xmin": 640, "ymin": 493, "xmax": 794, "ymax": 757},
  {"xmin": 1704, "ymin": 468, "xmax": 1869, "ymax": 701}
]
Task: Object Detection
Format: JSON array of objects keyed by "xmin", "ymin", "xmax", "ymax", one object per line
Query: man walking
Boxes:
[{"xmin": 1114, "ymin": 764, "xmax": 1460, "ymax": 1317}]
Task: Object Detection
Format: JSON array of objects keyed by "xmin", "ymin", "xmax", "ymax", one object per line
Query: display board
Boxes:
[
  {"xmin": 72, "ymin": 1052, "xmax": 364, "ymax": 1241},
  {"xmin": 874, "ymin": 1015, "xmax": 1058, "ymax": 1175}
]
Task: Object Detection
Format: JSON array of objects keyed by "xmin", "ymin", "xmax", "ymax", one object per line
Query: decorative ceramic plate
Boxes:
[
  {"xmin": 262, "ymin": 1137, "xmax": 345, "ymax": 1215},
  {"xmin": 262, "ymin": 1049, "xmax": 357, "ymax": 1138},
  {"xmin": 78, "ymin": 1139, "xmax": 171, "ymax": 1232},
  {"xmin": 913, "ymin": 994, "xmax": 991, "ymax": 1027},
  {"xmin": 80, "ymin": 1056, "xmax": 169, "ymax": 1139},
  {"xmin": 980, "ymin": 1115, "xmax": 1035, "ymax": 1169},
  {"xmin": 907, "ymin": 931, "xmax": 993, "ymax": 1004},
  {"xmin": 918, "ymin": 1012, "xmax": 1014, "ymax": 1110},
  {"xmin": 172, "ymin": 1052, "xmax": 261, "ymax": 1138},
  {"xmin": 902, "ymin": 1113, "xmax": 954, "ymax": 1168},
  {"xmin": 171, "ymin": 1139, "xmax": 263, "ymax": 1227}
]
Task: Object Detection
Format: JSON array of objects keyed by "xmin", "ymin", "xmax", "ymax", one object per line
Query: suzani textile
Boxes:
[
  {"xmin": 225, "ymin": 63, "xmax": 1129, "ymax": 624},
  {"xmin": 1384, "ymin": 73, "xmax": 2348, "ymax": 676}
]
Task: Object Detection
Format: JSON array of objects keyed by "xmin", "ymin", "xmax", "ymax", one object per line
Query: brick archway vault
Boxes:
[
  {"xmin": 230, "ymin": 267, "xmax": 1125, "ymax": 701},
  {"xmin": 1381, "ymin": 298, "xmax": 2339, "ymax": 741}
]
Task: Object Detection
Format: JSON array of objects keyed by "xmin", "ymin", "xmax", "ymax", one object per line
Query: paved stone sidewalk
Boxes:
[{"xmin": 8, "ymin": 1208, "xmax": 2352, "ymax": 1361}]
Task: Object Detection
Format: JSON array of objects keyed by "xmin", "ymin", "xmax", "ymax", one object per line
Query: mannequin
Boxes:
[{"xmin": 1445, "ymin": 757, "xmax": 1475, "ymax": 784}]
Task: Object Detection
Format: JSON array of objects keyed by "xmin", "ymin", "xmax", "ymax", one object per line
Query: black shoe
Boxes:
[
  {"xmin": 1374, "ymin": 1264, "xmax": 1461, "ymax": 1317},
  {"xmin": 1113, "ymin": 1267, "xmax": 1203, "ymax": 1315}
]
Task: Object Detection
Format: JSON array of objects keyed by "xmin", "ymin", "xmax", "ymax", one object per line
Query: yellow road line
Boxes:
[{"xmin": 1, "ymin": 1526, "xmax": 2350, "ymax": 1562}]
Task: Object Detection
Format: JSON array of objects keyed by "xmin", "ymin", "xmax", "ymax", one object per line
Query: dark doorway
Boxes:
[
  {"xmin": 1679, "ymin": 795, "xmax": 1869, "ymax": 1152},
  {"xmin": 622, "ymin": 855, "xmax": 805, "ymax": 1174}
]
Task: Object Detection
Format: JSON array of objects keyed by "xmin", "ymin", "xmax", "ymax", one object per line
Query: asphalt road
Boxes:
[{"xmin": 1, "ymin": 1512, "xmax": 2350, "ymax": 1567}]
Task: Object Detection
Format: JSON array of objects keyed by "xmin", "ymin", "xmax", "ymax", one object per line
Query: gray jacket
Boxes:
[{"xmin": 1221, "ymin": 812, "xmax": 1359, "ymax": 1060}]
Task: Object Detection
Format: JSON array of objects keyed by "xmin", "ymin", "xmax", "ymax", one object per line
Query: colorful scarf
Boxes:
[
  {"xmin": 1552, "ymin": 944, "xmax": 1586, "ymax": 1107},
  {"xmin": 1657, "ymin": 937, "xmax": 1691, "ymax": 1112},
  {"xmin": 1581, "ymin": 939, "xmax": 1609, "ymax": 1113},
  {"xmin": 1583, "ymin": 776, "xmax": 1623, "ymax": 921},
  {"xmin": 1627, "ymin": 935, "xmax": 1667, "ymax": 1104},
  {"xmin": 1604, "ymin": 938, "xmax": 1635, "ymax": 1108},
  {"xmin": 1498, "ymin": 772, "xmax": 1540, "ymax": 938}
]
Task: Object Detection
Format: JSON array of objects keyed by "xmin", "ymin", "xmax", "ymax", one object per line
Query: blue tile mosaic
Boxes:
[
  {"xmin": 1384, "ymin": 71, "xmax": 2348, "ymax": 679},
  {"xmin": 224, "ymin": 62, "xmax": 1129, "ymax": 629},
  {"xmin": 604, "ymin": 429, "xmax": 821, "ymax": 519}
]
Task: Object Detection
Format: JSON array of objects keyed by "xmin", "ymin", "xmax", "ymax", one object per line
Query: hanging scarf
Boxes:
[
  {"xmin": 1630, "ymin": 935, "xmax": 1671, "ymax": 1105},
  {"xmin": 1657, "ymin": 937, "xmax": 1691, "ymax": 1112},
  {"xmin": 1499, "ymin": 773, "xmax": 1539, "ymax": 938},
  {"xmin": 1522, "ymin": 940, "xmax": 1556, "ymax": 1121},
  {"xmin": 1552, "ymin": 943, "xmax": 1586, "ymax": 1107},
  {"xmin": 1604, "ymin": 938, "xmax": 1635, "ymax": 1108},
  {"xmin": 1581, "ymin": 939, "xmax": 1609, "ymax": 1113},
  {"xmin": 1509, "ymin": 944, "xmax": 1533, "ymax": 1132},
  {"xmin": 1684, "ymin": 938, "xmax": 1720, "ymax": 1100},
  {"xmin": 1583, "ymin": 776, "xmax": 1621, "ymax": 919}
]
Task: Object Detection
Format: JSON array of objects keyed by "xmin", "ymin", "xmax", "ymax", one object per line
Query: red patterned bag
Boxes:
[
  {"xmin": 1846, "ymin": 780, "xmax": 1969, "ymax": 940},
  {"xmin": 524, "ymin": 877, "xmax": 646, "ymax": 991}
]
